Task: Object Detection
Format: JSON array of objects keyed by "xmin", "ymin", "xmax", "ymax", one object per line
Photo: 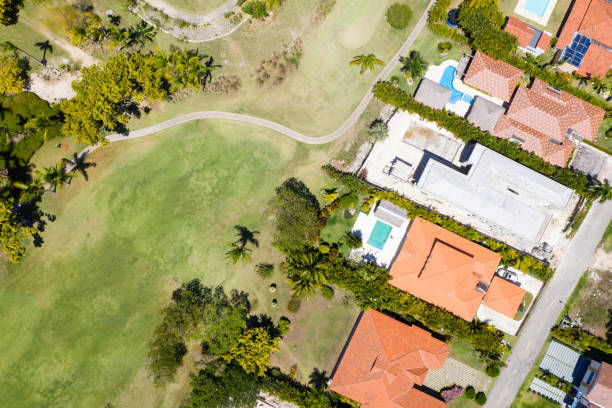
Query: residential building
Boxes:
[
  {"xmin": 416, "ymin": 143, "xmax": 574, "ymax": 245},
  {"xmin": 580, "ymin": 361, "xmax": 612, "ymax": 408},
  {"xmin": 388, "ymin": 217, "xmax": 501, "ymax": 321},
  {"xmin": 494, "ymin": 79, "xmax": 605, "ymax": 166},
  {"xmin": 556, "ymin": 0, "xmax": 612, "ymax": 77},
  {"xmin": 481, "ymin": 276, "xmax": 526, "ymax": 318},
  {"xmin": 504, "ymin": 16, "xmax": 552, "ymax": 56},
  {"xmin": 464, "ymin": 51, "xmax": 524, "ymax": 101},
  {"xmin": 329, "ymin": 310, "xmax": 449, "ymax": 408}
]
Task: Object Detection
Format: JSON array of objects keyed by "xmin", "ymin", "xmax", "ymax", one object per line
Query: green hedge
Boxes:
[
  {"xmin": 322, "ymin": 166, "xmax": 553, "ymax": 281},
  {"xmin": 551, "ymin": 327, "xmax": 612, "ymax": 355},
  {"xmin": 426, "ymin": 0, "xmax": 610, "ymax": 113},
  {"xmin": 372, "ymin": 81, "xmax": 607, "ymax": 201},
  {"xmin": 262, "ymin": 370, "xmax": 353, "ymax": 407}
]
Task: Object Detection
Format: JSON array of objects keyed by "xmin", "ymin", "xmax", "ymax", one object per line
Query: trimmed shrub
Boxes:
[
  {"xmin": 551, "ymin": 326, "xmax": 612, "ymax": 354},
  {"xmin": 318, "ymin": 243, "xmax": 330, "ymax": 254},
  {"xmin": 486, "ymin": 365, "xmax": 500, "ymax": 377},
  {"xmin": 465, "ymin": 386, "xmax": 476, "ymax": 399},
  {"xmin": 386, "ymin": 3, "xmax": 412, "ymax": 29},
  {"xmin": 441, "ymin": 385, "xmax": 463, "ymax": 402},
  {"xmin": 339, "ymin": 193, "xmax": 359, "ymax": 208},
  {"xmin": 320, "ymin": 285, "xmax": 334, "ymax": 300},
  {"xmin": 242, "ymin": 0, "xmax": 267, "ymax": 18},
  {"xmin": 287, "ymin": 293, "xmax": 302, "ymax": 313},
  {"xmin": 278, "ymin": 317, "xmax": 291, "ymax": 336},
  {"xmin": 475, "ymin": 392, "xmax": 487, "ymax": 405},
  {"xmin": 361, "ymin": 202, "xmax": 370, "ymax": 212},
  {"xmin": 256, "ymin": 263, "xmax": 274, "ymax": 278},
  {"xmin": 269, "ymin": 284, "xmax": 277, "ymax": 293},
  {"xmin": 437, "ymin": 41, "xmax": 452, "ymax": 54}
]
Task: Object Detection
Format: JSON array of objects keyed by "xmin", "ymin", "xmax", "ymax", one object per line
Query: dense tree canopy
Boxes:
[
  {"xmin": 187, "ymin": 365, "xmax": 259, "ymax": 408},
  {"xmin": 222, "ymin": 327, "xmax": 280, "ymax": 376},
  {"xmin": 458, "ymin": 0, "xmax": 517, "ymax": 58},
  {"xmin": 0, "ymin": 0, "xmax": 23, "ymax": 26},
  {"xmin": 272, "ymin": 177, "xmax": 320, "ymax": 252},
  {"xmin": 0, "ymin": 198, "xmax": 35, "ymax": 263},
  {"xmin": 61, "ymin": 53, "xmax": 166, "ymax": 145},
  {"xmin": 0, "ymin": 56, "xmax": 24, "ymax": 95}
]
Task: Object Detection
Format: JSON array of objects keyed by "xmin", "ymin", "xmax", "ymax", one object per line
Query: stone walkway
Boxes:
[{"xmin": 424, "ymin": 358, "xmax": 491, "ymax": 392}]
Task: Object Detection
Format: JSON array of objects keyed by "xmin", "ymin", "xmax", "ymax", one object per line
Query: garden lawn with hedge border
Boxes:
[{"xmin": 0, "ymin": 120, "xmax": 353, "ymax": 408}]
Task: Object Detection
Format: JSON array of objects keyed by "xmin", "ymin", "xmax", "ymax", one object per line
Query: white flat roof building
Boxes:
[{"xmin": 416, "ymin": 144, "xmax": 573, "ymax": 244}]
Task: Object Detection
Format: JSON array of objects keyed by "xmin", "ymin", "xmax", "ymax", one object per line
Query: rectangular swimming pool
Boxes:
[
  {"xmin": 367, "ymin": 220, "xmax": 392, "ymax": 250},
  {"xmin": 523, "ymin": 0, "xmax": 550, "ymax": 17}
]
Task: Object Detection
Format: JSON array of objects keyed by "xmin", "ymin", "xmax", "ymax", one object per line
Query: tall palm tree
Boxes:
[
  {"xmin": 232, "ymin": 225, "xmax": 260, "ymax": 249},
  {"xmin": 70, "ymin": 26, "xmax": 88, "ymax": 46},
  {"xmin": 170, "ymin": 50, "xmax": 218, "ymax": 91},
  {"xmin": 1, "ymin": 41, "xmax": 43, "ymax": 66},
  {"xmin": 349, "ymin": 54, "xmax": 384, "ymax": 74},
  {"xmin": 286, "ymin": 273, "xmax": 319, "ymax": 298},
  {"xmin": 285, "ymin": 250, "xmax": 327, "ymax": 298},
  {"xmin": 591, "ymin": 179, "xmax": 611, "ymax": 202},
  {"xmin": 108, "ymin": 26, "xmax": 129, "ymax": 49},
  {"xmin": 34, "ymin": 162, "xmax": 76, "ymax": 192},
  {"xmin": 13, "ymin": 180, "xmax": 44, "ymax": 204},
  {"xmin": 125, "ymin": 21, "xmax": 157, "ymax": 50},
  {"xmin": 34, "ymin": 40, "xmax": 53, "ymax": 66},
  {"xmin": 400, "ymin": 51, "xmax": 427, "ymax": 79},
  {"xmin": 24, "ymin": 115, "xmax": 61, "ymax": 142},
  {"xmin": 224, "ymin": 241, "xmax": 252, "ymax": 264},
  {"xmin": 368, "ymin": 119, "xmax": 388, "ymax": 140},
  {"xmin": 62, "ymin": 152, "xmax": 96, "ymax": 181}
]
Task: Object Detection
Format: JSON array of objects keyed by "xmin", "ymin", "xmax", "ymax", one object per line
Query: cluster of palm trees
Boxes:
[
  {"xmin": 224, "ymin": 225, "xmax": 260, "ymax": 265},
  {"xmin": 70, "ymin": 13, "xmax": 156, "ymax": 51},
  {"xmin": 151, "ymin": 48, "xmax": 220, "ymax": 92}
]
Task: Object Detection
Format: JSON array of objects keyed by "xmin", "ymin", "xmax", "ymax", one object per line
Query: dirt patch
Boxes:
[
  {"xmin": 568, "ymin": 269, "xmax": 611, "ymax": 338},
  {"xmin": 403, "ymin": 126, "xmax": 436, "ymax": 141},
  {"xmin": 29, "ymin": 70, "xmax": 80, "ymax": 103},
  {"xmin": 255, "ymin": 38, "xmax": 303, "ymax": 88}
]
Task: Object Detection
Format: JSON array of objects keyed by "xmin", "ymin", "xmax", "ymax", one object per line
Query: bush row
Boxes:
[
  {"xmin": 322, "ymin": 165, "xmax": 553, "ymax": 281},
  {"xmin": 551, "ymin": 327, "xmax": 612, "ymax": 355},
  {"xmin": 426, "ymin": 0, "xmax": 610, "ymax": 113},
  {"xmin": 372, "ymin": 81, "xmax": 608, "ymax": 201}
]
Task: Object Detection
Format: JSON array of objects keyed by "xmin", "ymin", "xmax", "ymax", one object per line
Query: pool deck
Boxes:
[
  {"xmin": 514, "ymin": 0, "xmax": 558, "ymax": 26},
  {"xmin": 423, "ymin": 60, "xmax": 504, "ymax": 117},
  {"xmin": 349, "ymin": 210, "xmax": 409, "ymax": 268}
]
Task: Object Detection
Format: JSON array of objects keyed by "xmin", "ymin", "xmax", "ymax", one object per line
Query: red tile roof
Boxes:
[
  {"xmin": 577, "ymin": 43, "xmax": 612, "ymax": 78},
  {"xmin": 482, "ymin": 276, "xmax": 526, "ymax": 318},
  {"xmin": 464, "ymin": 51, "xmax": 524, "ymax": 101},
  {"xmin": 557, "ymin": 0, "xmax": 612, "ymax": 77},
  {"xmin": 388, "ymin": 218, "xmax": 501, "ymax": 321},
  {"xmin": 537, "ymin": 32, "xmax": 552, "ymax": 50},
  {"xmin": 504, "ymin": 17, "xmax": 534, "ymax": 48},
  {"xmin": 589, "ymin": 362, "xmax": 612, "ymax": 408},
  {"xmin": 329, "ymin": 310, "xmax": 449, "ymax": 408},
  {"xmin": 494, "ymin": 79, "xmax": 605, "ymax": 166}
]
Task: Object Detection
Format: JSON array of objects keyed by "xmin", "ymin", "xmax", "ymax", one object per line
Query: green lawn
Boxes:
[
  {"xmin": 593, "ymin": 118, "xmax": 612, "ymax": 155},
  {"xmin": 603, "ymin": 219, "xmax": 612, "ymax": 252},
  {"xmin": 0, "ymin": 120, "xmax": 356, "ymax": 408},
  {"xmin": 498, "ymin": 0, "xmax": 573, "ymax": 35},
  {"xmin": 162, "ymin": 0, "xmax": 229, "ymax": 14},
  {"xmin": 449, "ymin": 341, "xmax": 487, "ymax": 372},
  {"xmin": 387, "ymin": 26, "xmax": 472, "ymax": 95}
]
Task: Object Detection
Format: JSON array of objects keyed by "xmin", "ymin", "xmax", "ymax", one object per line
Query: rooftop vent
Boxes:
[
  {"xmin": 476, "ymin": 281, "xmax": 489, "ymax": 294},
  {"xmin": 546, "ymin": 85, "xmax": 562, "ymax": 94},
  {"xmin": 550, "ymin": 138, "xmax": 563, "ymax": 146}
]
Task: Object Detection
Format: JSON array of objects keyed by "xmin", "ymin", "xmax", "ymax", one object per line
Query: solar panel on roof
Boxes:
[
  {"xmin": 563, "ymin": 34, "xmax": 591, "ymax": 67},
  {"xmin": 539, "ymin": 341, "xmax": 581, "ymax": 382},
  {"xmin": 529, "ymin": 378, "xmax": 566, "ymax": 404}
]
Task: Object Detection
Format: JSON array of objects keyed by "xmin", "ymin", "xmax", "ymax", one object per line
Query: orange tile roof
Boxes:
[
  {"xmin": 504, "ymin": 17, "xmax": 534, "ymax": 48},
  {"xmin": 589, "ymin": 362, "xmax": 612, "ymax": 408},
  {"xmin": 579, "ymin": 0, "xmax": 612, "ymax": 47},
  {"xmin": 537, "ymin": 32, "xmax": 552, "ymax": 50},
  {"xmin": 494, "ymin": 79, "xmax": 605, "ymax": 166},
  {"xmin": 388, "ymin": 218, "xmax": 501, "ymax": 321},
  {"xmin": 330, "ymin": 310, "xmax": 449, "ymax": 408},
  {"xmin": 482, "ymin": 276, "xmax": 526, "ymax": 318},
  {"xmin": 558, "ymin": 0, "xmax": 595, "ymax": 48},
  {"xmin": 464, "ymin": 51, "xmax": 524, "ymax": 101},
  {"xmin": 577, "ymin": 43, "xmax": 612, "ymax": 78}
]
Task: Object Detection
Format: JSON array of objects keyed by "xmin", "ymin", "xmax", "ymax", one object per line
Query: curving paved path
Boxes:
[
  {"xmin": 144, "ymin": 0, "xmax": 237, "ymax": 25},
  {"xmin": 101, "ymin": 0, "xmax": 436, "ymax": 149}
]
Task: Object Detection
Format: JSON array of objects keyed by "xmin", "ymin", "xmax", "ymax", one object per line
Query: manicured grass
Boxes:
[
  {"xmin": 320, "ymin": 208, "xmax": 360, "ymax": 243},
  {"xmin": 498, "ymin": 0, "xmax": 573, "ymax": 35},
  {"xmin": 449, "ymin": 394, "xmax": 481, "ymax": 408},
  {"xmin": 387, "ymin": 26, "xmax": 472, "ymax": 95},
  {"xmin": 593, "ymin": 118, "xmax": 612, "ymax": 155},
  {"xmin": 163, "ymin": 0, "xmax": 229, "ymax": 14},
  {"xmin": 603, "ymin": 219, "xmax": 612, "ymax": 252},
  {"xmin": 0, "ymin": 120, "xmax": 347, "ymax": 408},
  {"xmin": 514, "ymin": 292, "xmax": 534, "ymax": 321},
  {"xmin": 511, "ymin": 336, "xmax": 560, "ymax": 408},
  {"xmin": 449, "ymin": 341, "xmax": 486, "ymax": 372}
]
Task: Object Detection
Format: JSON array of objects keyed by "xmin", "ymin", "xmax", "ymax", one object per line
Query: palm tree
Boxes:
[
  {"xmin": 285, "ymin": 250, "xmax": 327, "ymax": 298},
  {"xmin": 349, "ymin": 54, "xmax": 384, "ymax": 74},
  {"xmin": 224, "ymin": 241, "xmax": 252, "ymax": 264},
  {"xmin": 342, "ymin": 231, "xmax": 362, "ymax": 249},
  {"xmin": 592, "ymin": 179, "xmax": 611, "ymax": 202},
  {"xmin": 368, "ymin": 119, "xmax": 388, "ymax": 140},
  {"xmin": 399, "ymin": 51, "xmax": 427, "ymax": 80},
  {"xmin": 232, "ymin": 225, "xmax": 260, "ymax": 249},
  {"xmin": 34, "ymin": 162, "xmax": 76, "ymax": 192},
  {"xmin": 70, "ymin": 26, "xmax": 88, "ymax": 46},
  {"xmin": 1, "ymin": 41, "xmax": 43, "ymax": 66},
  {"xmin": 13, "ymin": 180, "xmax": 44, "ymax": 204},
  {"xmin": 34, "ymin": 40, "xmax": 53, "ymax": 66},
  {"xmin": 23, "ymin": 115, "xmax": 61, "ymax": 142},
  {"xmin": 109, "ymin": 26, "xmax": 129, "ymax": 49},
  {"xmin": 169, "ymin": 50, "xmax": 219, "ymax": 91},
  {"xmin": 125, "ymin": 21, "xmax": 157, "ymax": 50},
  {"xmin": 308, "ymin": 368, "xmax": 329, "ymax": 390},
  {"xmin": 62, "ymin": 152, "xmax": 96, "ymax": 181}
]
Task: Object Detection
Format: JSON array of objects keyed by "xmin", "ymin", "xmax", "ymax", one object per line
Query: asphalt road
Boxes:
[{"xmin": 485, "ymin": 194, "xmax": 612, "ymax": 407}]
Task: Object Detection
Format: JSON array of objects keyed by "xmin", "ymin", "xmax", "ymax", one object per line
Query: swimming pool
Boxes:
[
  {"xmin": 367, "ymin": 220, "xmax": 392, "ymax": 250},
  {"xmin": 438, "ymin": 66, "xmax": 475, "ymax": 105},
  {"xmin": 523, "ymin": 0, "xmax": 550, "ymax": 17}
]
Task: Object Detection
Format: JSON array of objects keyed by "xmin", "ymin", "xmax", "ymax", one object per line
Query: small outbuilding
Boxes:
[
  {"xmin": 414, "ymin": 78, "xmax": 451, "ymax": 110},
  {"xmin": 465, "ymin": 96, "xmax": 505, "ymax": 133}
]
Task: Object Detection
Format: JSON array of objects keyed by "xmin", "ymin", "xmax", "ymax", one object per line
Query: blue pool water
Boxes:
[
  {"xmin": 439, "ymin": 66, "xmax": 474, "ymax": 105},
  {"xmin": 367, "ymin": 221, "xmax": 392, "ymax": 250},
  {"xmin": 523, "ymin": 0, "xmax": 550, "ymax": 17}
]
